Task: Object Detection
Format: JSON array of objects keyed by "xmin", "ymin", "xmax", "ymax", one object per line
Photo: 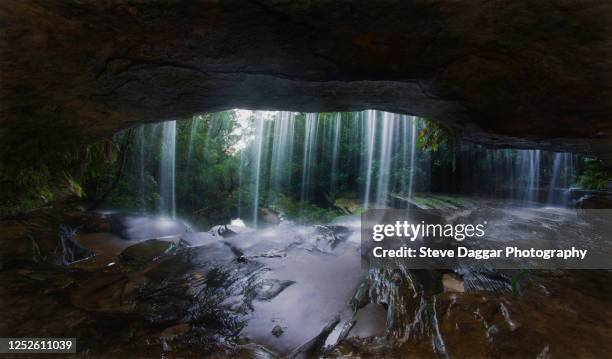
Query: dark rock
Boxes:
[
  {"xmin": 234, "ymin": 343, "xmax": 279, "ymax": 359},
  {"xmin": 313, "ymin": 225, "xmax": 351, "ymax": 252},
  {"xmin": 161, "ymin": 323, "xmax": 191, "ymax": 341},
  {"xmin": 350, "ymin": 281, "xmax": 370, "ymax": 312},
  {"xmin": 288, "ymin": 315, "xmax": 340, "ymax": 359},
  {"xmin": 120, "ymin": 239, "xmax": 177, "ymax": 262},
  {"xmin": 66, "ymin": 211, "xmax": 112, "ymax": 233},
  {"xmin": 271, "ymin": 325, "xmax": 284, "ymax": 338},
  {"xmin": 251, "ymin": 279, "xmax": 295, "ymax": 301},
  {"xmin": 260, "ymin": 208, "xmax": 281, "ymax": 225},
  {"xmin": 577, "ymin": 194, "xmax": 612, "ymax": 209},
  {"xmin": 454, "ymin": 267, "xmax": 512, "ymax": 293}
]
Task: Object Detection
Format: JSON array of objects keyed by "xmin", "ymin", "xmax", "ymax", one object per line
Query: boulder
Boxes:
[{"xmin": 120, "ymin": 239, "xmax": 177, "ymax": 262}]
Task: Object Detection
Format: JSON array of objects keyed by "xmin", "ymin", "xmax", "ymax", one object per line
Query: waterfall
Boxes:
[
  {"xmin": 330, "ymin": 113, "xmax": 341, "ymax": 197},
  {"xmin": 407, "ymin": 117, "xmax": 417, "ymax": 201},
  {"xmin": 216, "ymin": 110, "xmax": 582, "ymax": 224},
  {"xmin": 270, "ymin": 111, "xmax": 295, "ymax": 201},
  {"xmin": 137, "ymin": 126, "xmax": 146, "ymax": 211},
  {"xmin": 133, "ymin": 110, "xmax": 583, "ymax": 226},
  {"xmin": 505, "ymin": 150, "xmax": 514, "ymax": 202},
  {"xmin": 516, "ymin": 149, "xmax": 541, "ymax": 204},
  {"xmin": 547, "ymin": 152, "xmax": 575, "ymax": 206},
  {"xmin": 547, "ymin": 153, "xmax": 563, "ymax": 204},
  {"xmin": 300, "ymin": 113, "xmax": 319, "ymax": 204},
  {"xmin": 362, "ymin": 110, "xmax": 377, "ymax": 210},
  {"xmin": 160, "ymin": 120, "xmax": 176, "ymax": 218},
  {"xmin": 527, "ymin": 150, "xmax": 541, "ymax": 203},
  {"xmin": 238, "ymin": 149, "xmax": 246, "ymax": 219},
  {"xmin": 361, "ymin": 111, "xmax": 418, "ymax": 209},
  {"xmin": 252, "ymin": 112, "xmax": 268, "ymax": 228},
  {"xmin": 400, "ymin": 116, "xmax": 409, "ymax": 195},
  {"xmin": 186, "ymin": 116, "xmax": 200, "ymax": 169},
  {"xmin": 374, "ymin": 112, "xmax": 395, "ymax": 207}
]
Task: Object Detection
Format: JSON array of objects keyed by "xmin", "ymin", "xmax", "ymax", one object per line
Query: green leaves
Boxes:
[
  {"xmin": 417, "ymin": 118, "xmax": 456, "ymax": 152},
  {"xmin": 578, "ymin": 158, "xmax": 611, "ymax": 190}
]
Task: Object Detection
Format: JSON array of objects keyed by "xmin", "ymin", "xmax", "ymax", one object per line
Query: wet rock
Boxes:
[
  {"xmin": 53, "ymin": 225, "xmax": 95, "ymax": 265},
  {"xmin": 77, "ymin": 212, "xmax": 112, "ymax": 233},
  {"xmin": 234, "ymin": 343, "xmax": 279, "ymax": 359},
  {"xmin": 578, "ymin": 194, "xmax": 612, "ymax": 209},
  {"xmin": 210, "ymin": 223, "xmax": 251, "ymax": 238},
  {"xmin": 0, "ymin": 231, "xmax": 42, "ymax": 269},
  {"xmin": 456, "ymin": 267, "xmax": 512, "ymax": 293},
  {"xmin": 161, "ymin": 323, "xmax": 191, "ymax": 340},
  {"xmin": 0, "ymin": 208, "xmax": 96, "ymax": 268},
  {"xmin": 442, "ymin": 273, "xmax": 465, "ymax": 293},
  {"xmin": 288, "ymin": 315, "xmax": 340, "ymax": 359},
  {"xmin": 179, "ymin": 232, "xmax": 217, "ymax": 247},
  {"xmin": 537, "ymin": 345, "xmax": 551, "ymax": 359},
  {"xmin": 271, "ymin": 325, "xmax": 284, "ymax": 337},
  {"xmin": 499, "ymin": 302, "xmax": 521, "ymax": 331},
  {"xmin": 120, "ymin": 239, "xmax": 177, "ymax": 262},
  {"xmin": 70, "ymin": 271, "xmax": 143, "ymax": 312},
  {"xmin": 326, "ymin": 336, "xmax": 395, "ymax": 357},
  {"xmin": 312, "ymin": 225, "xmax": 351, "ymax": 252},
  {"xmin": 260, "ymin": 208, "xmax": 281, "ymax": 225},
  {"xmin": 4, "ymin": 1, "xmax": 612, "ymax": 161},
  {"xmin": 160, "ymin": 337, "xmax": 171, "ymax": 353},
  {"xmin": 347, "ymin": 303, "xmax": 387, "ymax": 339},
  {"xmin": 251, "ymin": 279, "xmax": 295, "ymax": 301},
  {"xmin": 335, "ymin": 320, "xmax": 356, "ymax": 343},
  {"xmin": 350, "ymin": 282, "xmax": 370, "ymax": 312}
]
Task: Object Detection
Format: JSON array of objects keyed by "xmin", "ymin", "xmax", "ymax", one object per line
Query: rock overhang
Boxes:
[{"xmin": 1, "ymin": 0, "xmax": 611, "ymax": 158}]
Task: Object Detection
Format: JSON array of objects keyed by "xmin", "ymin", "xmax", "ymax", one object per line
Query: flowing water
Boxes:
[
  {"xmin": 252, "ymin": 112, "xmax": 268, "ymax": 228},
  {"xmin": 300, "ymin": 113, "xmax": 319, "ymax": 206},
  {"xmin": 269, "ymin": 111, "xmax": 295, "ymax": 202},
  {"xmin": 56, "ymin": 201, "xmax": 611, "ymax": 357},
  {"xmin": 524, "ymin": 149, "xmax": 541, "ymax": 203},
  {"xmin": 330, "ymin": 113, "xmax": 341, "ymax": 197},
  {"xmin": 547, "ymin": 152, "xmax": 575, "ymax": 206},
  {"xmin": 160, "ymin": 120, "xmax": 176, "ymax": 218},
  {"xmin": 185, "ymin": 116, "xmax": 200, "ymax": 170},
  {"xmin": 407, "ymin": 118, "xmax": 417, "ymax": 200},
  {"xmin": 233, "ymin": 111, "xmax": 577, "ymax": 224},
  {"xmin": 374, "ymin": 112, "xmax": 395, "ymax": 207},
  {"xmin": 130, "ymin": 110, "xmax": 577, "ymax": 226},
  {"xmin": 362, "ymin": 110, "xmax": 377, "ymax": 210},
  {"xmin": 137, "ymin": 127, "xmax": 146, "ymax": 211}
]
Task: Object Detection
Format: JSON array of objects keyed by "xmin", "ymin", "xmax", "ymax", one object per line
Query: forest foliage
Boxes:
[{"xmin": 1, "ymin": 110, "xmax": 609, "ymax": 222}]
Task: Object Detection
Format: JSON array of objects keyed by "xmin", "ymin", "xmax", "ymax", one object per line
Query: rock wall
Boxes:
[{"xmin": 1, "ymin": 1, "xmax": 611, "ymax": 156}]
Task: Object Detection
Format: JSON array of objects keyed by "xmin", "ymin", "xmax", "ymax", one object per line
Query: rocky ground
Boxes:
[{"xmin": 1, "ymin": 204, "xmax": 611, "ymax": 358}]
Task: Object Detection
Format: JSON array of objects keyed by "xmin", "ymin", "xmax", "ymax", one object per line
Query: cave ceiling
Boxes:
[{"xmin": 1, "ymin": 0, "xmax": 611, "ymax": 157}]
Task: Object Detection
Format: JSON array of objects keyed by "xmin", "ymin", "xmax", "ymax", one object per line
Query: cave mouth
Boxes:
[
  {"xmin": 2, "ymin": 0, "xmax": 612, "ymax": 355},
  {"xmin": 106, "ymin": 108, "xmax": 584, "ymax": 228},
  {"xmin": 2, "ymin": 108, "xmax": 611, "ymax": 357}
]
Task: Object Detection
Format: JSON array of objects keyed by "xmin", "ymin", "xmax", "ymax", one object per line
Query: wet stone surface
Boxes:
[{"xmin": 1, "ymin": 208, "xmax": 612, "ymax": 357}]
